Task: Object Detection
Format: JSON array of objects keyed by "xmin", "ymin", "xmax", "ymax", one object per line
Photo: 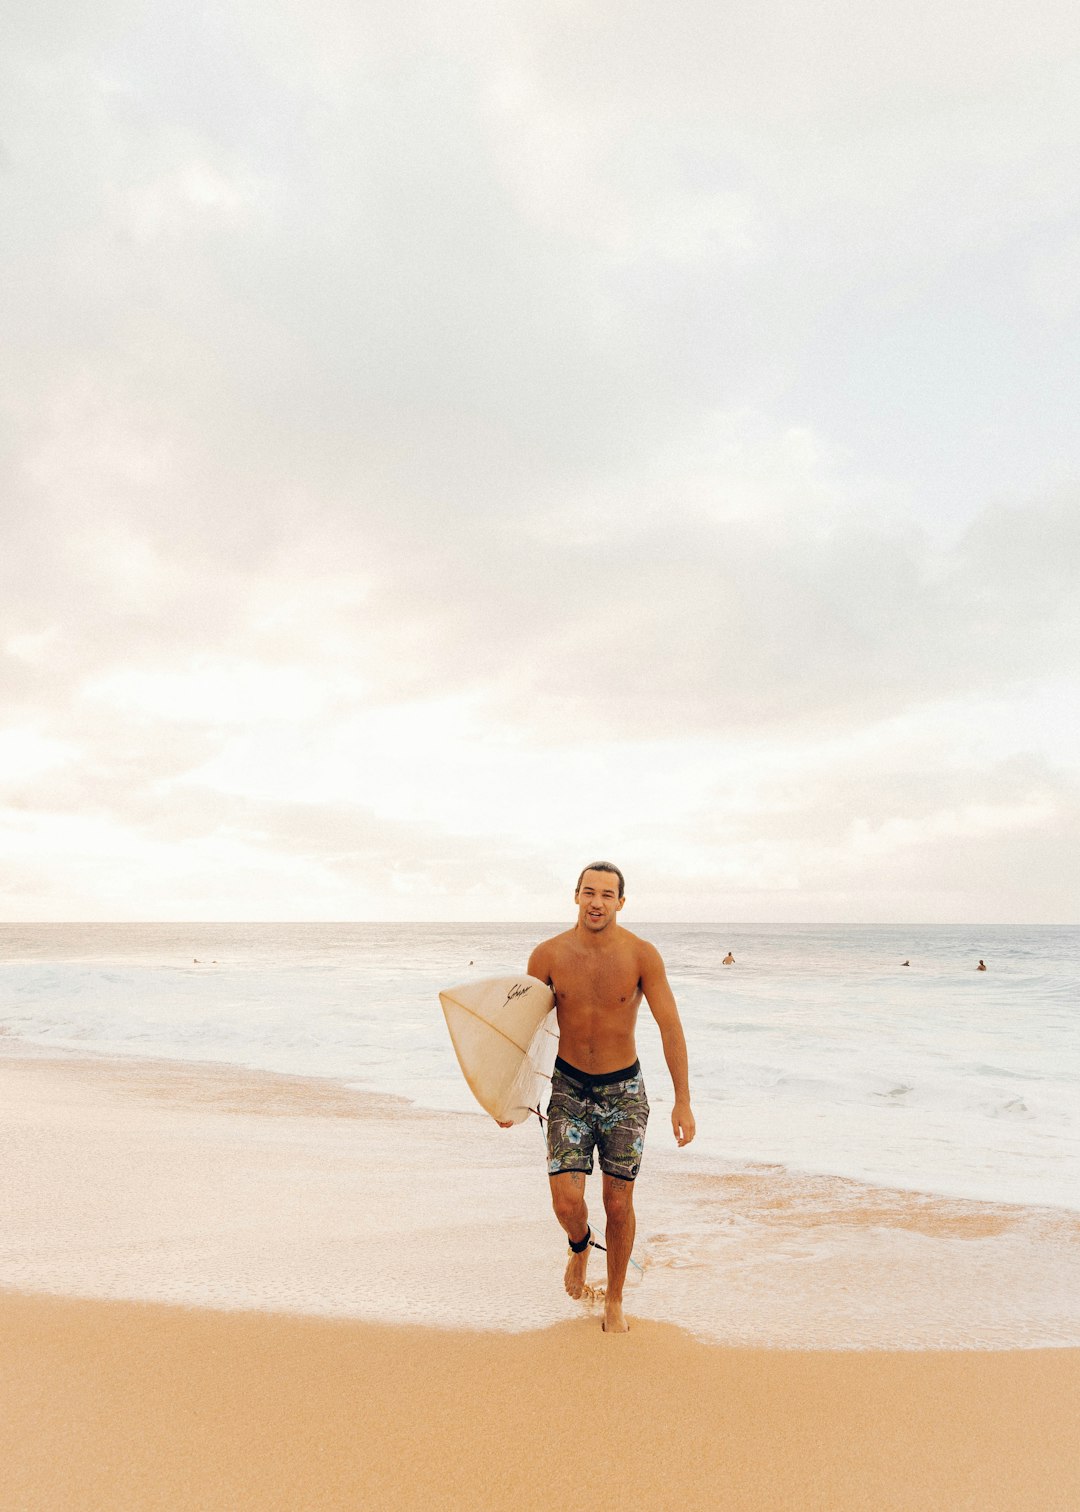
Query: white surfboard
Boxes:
[{"xmin": 439, "ymin": 975, "xmax": 559, "ymax": 1125}]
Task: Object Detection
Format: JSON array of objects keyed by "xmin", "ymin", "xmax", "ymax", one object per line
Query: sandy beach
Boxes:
[
  {"xmin": 5, "ymin": 1293, "xmax": 1080, "ymax": 1511},
  {"xmin": 4, "ymin": 1050, "xmax": 1079, "ymax": 1510}
]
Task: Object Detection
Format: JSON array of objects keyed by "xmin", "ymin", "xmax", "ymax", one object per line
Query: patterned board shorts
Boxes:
[{"xmin": 545, "ymin": 1057, "xmax": 650, "ymax": 1182}]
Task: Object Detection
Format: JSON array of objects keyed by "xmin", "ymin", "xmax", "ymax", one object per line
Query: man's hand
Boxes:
[{"xmin": 672, "ymin": 1100, "xmax": 695, "ymax": 1147}]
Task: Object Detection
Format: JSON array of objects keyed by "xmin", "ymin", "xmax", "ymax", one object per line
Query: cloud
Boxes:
[
  {"xmin": 2, "ymin": 0, "xmax": 1078, "ymax": 919},
  {"xmin": 617, "ymin": 745, "xmax": 1080, "ymax": 924},
  {"xmin": 5, "ymin": 426, "xmax": 1078, "ymax": 757},
  {"xmin": 338, "ymin": 475, "xmax": 1079, "ymax": 743}
]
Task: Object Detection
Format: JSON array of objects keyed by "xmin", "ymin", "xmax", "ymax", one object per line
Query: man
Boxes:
[{"xmin": 525, "ymin": 862, "xmax": 695, "ymax": 1333}]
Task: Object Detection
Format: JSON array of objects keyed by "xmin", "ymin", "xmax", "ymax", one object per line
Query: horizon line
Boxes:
[{"xmin": 0, "ymin": 919, "xmax": 1074, "ymax": 929}]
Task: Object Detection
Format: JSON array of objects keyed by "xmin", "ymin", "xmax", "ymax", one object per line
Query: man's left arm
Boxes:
[{"xmin": 640, "ymin": 942, "xmax": 695, "ymax": 1148}]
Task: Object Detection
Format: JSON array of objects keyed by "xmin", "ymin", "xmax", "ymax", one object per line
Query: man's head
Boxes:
[
  {"xmin": 574, "ymin": 861, "xmax": 625, "ymax": 933},
  {"xmin": 575, "ymin": 861, "xmax": 625, "ymax": 898}
]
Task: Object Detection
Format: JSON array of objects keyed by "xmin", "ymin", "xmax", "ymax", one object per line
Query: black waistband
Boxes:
[{"xmin": 554, "ymin": 1056, "xmax": 640, "ymax": 1089}]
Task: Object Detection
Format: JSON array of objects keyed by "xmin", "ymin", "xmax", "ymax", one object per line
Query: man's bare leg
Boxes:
[
  {"xmin": 549, "ymin": 1172, "xmax": 590, "ymax": 1298},
  {"xmin": 601, "ymin": 1174, "xmax": 635, "ymax": 1332}
]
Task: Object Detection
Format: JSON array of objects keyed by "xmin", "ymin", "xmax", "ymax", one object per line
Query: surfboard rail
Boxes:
[{"xmin": 439, "ymin": 975, "xmax": 558, "ymax": 1125}]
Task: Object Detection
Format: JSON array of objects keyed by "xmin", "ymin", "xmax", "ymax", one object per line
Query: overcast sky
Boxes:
[{"xmin": 2, "ymin": 0, "xmax": 1078, "ymax": 923}]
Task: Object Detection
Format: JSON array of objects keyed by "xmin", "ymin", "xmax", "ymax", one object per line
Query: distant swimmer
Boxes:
[
  {"xmin": 722, "ymin": 952, "xmax": 734, "ymax": 965},
  {"xmin": 977, "ymin": 959, "xmax": 987, "ymax": 971},
  {"xmin": 901, "ymin": 960, "xmax": 910, "ymax": 967}
]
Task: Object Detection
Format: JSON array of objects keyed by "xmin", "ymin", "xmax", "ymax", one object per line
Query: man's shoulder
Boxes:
[
  {"xmin": 529, "ymin": 928, "xmax": 576, "ymax": 964},
  {"xmin": 615, "ymin": 927, "xmax": 663, "ymax": 968},
  {"xmin": 615, "ymin": 924, "xmax": 658, "ymax": 952}
]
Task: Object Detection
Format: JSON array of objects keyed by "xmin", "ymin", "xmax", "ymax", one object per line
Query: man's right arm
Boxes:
[{"xmin": 528, "ymin": 941, "xmax": 553, "ymax": 985}]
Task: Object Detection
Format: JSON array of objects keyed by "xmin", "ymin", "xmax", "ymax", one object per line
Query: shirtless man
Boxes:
[{"xmin": 526, "ymin": 862, "xmax": 695, "ymax": 1333}]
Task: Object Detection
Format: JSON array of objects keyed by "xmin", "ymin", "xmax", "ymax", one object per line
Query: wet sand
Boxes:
[
  {"xmin": 3, "ymin": 1049, "xmax": 1079, "ymax": 1509},
  {"xmin": 5, "ymin": 1049, "xmax": 1078, "ymax": 1346}
]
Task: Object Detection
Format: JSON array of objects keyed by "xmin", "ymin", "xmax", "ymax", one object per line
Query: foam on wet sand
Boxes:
[{"xmin": 4, "ymin": 1049, "xmax": 1078, "ymax": 1346}]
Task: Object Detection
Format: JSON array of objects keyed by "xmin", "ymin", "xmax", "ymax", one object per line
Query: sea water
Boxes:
[
  {"xmin": 3, "ymin": 921, "xmax": 1078, "ymax": 1346},
  {"xmin": 2, "ymin": 921, "xmax": 1076, "ymax": 1211}
]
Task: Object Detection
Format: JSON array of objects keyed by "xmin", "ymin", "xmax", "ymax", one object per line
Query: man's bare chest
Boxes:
[{"xmin": 551, "ymin": 951, "xmax": 641, "ymax": 1010}]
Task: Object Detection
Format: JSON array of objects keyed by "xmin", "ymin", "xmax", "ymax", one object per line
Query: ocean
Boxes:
[
  {"xmin": 3, "ymin": 920, "xmax": 1076, "ymax": 1210},
  {"xmin": 3, "ymin": 920, "xmax": 1078, "ymax": 1346}
]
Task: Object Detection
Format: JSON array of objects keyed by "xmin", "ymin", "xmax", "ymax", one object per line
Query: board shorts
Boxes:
[{"xmin": 545, "ymin": 1057, "xmax": 650, "ymax": 1182}]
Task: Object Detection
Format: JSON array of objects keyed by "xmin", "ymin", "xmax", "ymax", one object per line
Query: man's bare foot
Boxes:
[
  {"xmin": 602, "ymin": 1299, "xmax": 629, "ymax": 1333},
  {"xmin": 564, "ymin": 1242, "xmax": 589, "ymax": 1299}
]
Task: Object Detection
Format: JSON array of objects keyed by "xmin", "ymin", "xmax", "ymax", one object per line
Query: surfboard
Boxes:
[{"xmin": 439, "ymin": 975, "xmax": 558, "ymax": 1125}]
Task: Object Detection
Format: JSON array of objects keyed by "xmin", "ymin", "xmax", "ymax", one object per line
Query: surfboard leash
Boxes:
[
  {"xmin": 595, "ymin": 1233, "xmax": 644, "ymax": 1275},
  {"xmin": 530, "ymin": 1110, "xmax": 644, "ymax": 1276},
  {"xmin": 569, "ymin": 1227, "xmax": 644, "ymax": 1275}
]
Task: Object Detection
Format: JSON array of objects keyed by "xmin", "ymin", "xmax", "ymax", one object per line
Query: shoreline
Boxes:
[
  {"xmin": 7, "ymin": 1031, "xmax": 1080, "ymax": 1216},
  {"xmin": 5, "ymin": 1290, "xmax": 1080, "ymax": 1512},
  {"xmin": 4, "ymin": 1045, "xmax": 1079, "ymax": 1348}
]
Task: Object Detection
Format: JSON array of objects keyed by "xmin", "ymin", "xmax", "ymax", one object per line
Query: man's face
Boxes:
[{"xmin": 574, "ymin": 870, "xmax": 624, "ymax": 932}]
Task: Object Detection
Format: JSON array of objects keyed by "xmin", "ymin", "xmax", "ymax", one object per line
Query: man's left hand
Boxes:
[{"xmin": 672, "ymin": 1100, "xmax": 695, "ymax": 1147}]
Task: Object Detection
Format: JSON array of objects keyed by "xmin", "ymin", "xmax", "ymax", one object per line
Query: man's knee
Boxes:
[
  {"xmin": 550, "ymin": 1176, "xmax": 587, "ymax": 1224},
  {"xmin": 602, "ymin": 1179, "xmax": 634, "ymax": 1223}
]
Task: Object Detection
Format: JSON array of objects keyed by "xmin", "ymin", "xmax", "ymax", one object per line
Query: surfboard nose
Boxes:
[{"xmin": 439, "ymin": 976, "xmax": 557, "ymax": 1125}]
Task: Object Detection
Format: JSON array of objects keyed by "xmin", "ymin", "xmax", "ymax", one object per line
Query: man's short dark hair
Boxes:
[{"xmin": 575, "ymin": 861, "xmax": 625, "ymax": 898}]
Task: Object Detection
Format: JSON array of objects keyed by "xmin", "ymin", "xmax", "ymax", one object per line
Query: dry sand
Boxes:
[
  {"xmin": 4, "ymin": 1049, "xmax": 1079, "ymax": 1510},
  {"xmin": 4, "ymin": 1291, "xmax": 1079, "ymax": 1512}
]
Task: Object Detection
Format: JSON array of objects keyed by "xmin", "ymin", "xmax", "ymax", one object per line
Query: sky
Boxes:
[{"xmin": 2, "ymin": 0, "xmax": 1078, "ymax": 923}]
